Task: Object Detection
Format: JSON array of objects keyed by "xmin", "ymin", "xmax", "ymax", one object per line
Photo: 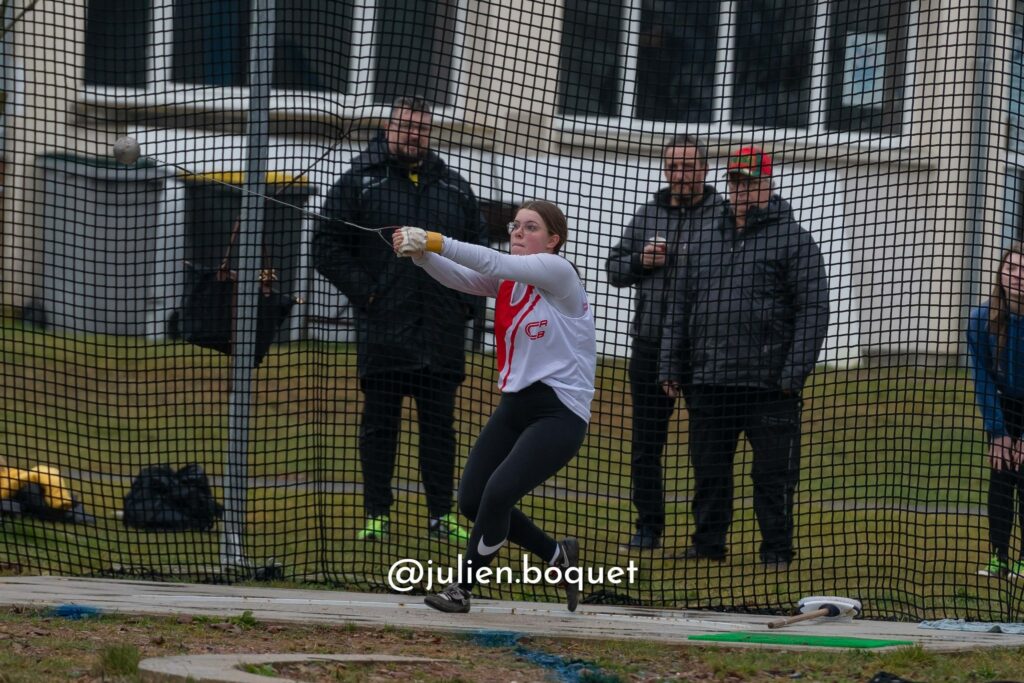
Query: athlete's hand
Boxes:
[
  {"xmin": 990, "ymin": 435, "xmax": 1014, "ymax": 471},
  {"xmin": 393, "ymin": 227, "xmax": 443, "ymax": 257},
  {"xmin": 393, "ymin": 227, "xmax": 425, "ymax": 257},
  {"xmin": 661, "ymin": 380, "xmax": 680, "ymax": 398}
]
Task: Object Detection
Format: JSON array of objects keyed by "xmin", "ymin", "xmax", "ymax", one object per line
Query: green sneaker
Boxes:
[
  {"xmin": 428, "ymin": 513, "xmax": 471, "ymax": 542},
  {"xmin": 356, "ymin": 515, "xmax": 389, "ymax": 541},
  {"xmin": 977, "ymin": 555, "xmax": 1010, "ymax": 577}
]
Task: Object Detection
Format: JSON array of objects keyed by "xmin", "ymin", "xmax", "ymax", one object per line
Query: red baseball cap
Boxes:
[{"xmin": 727, "ymin": 145, "xmax": 773, "ymax": 179}]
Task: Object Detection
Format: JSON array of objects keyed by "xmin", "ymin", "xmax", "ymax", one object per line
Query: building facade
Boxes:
[{"xmin": 1, "ymin": 0, "xmax": 1022, "ymax": 365}]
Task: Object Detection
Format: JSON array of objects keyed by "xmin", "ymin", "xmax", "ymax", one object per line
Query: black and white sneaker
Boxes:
[
  {"xmin": 424, "ymin": 583, "xmax": 471, "ymax": 614},
  {"xmin": 557, "ymin": 537, "xmax": 580, "ymax": 612}
]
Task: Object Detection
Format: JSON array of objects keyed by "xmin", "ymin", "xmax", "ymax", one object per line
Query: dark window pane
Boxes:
[
  {"xmin": 557, "ymin": 0, "xmax": 623, "ymax": 117},
  {"xmin": 1009, "ymin": 4, "xmax": 1024, "ymax": 151},
  {"xmin": 1016, "ymin": 171, "xmax": 1024, "ymax": 242},
  {"xmin": 372, "ymin": 1, "xmax": 458, "ymax": 107},
  {"xmin": 85, "ymin": 0, "xmax": 149, "ymax": 87},
  {"xmin": 826, "ymin": 0, "xmax": 910, "ymax": 133},
  {"xmin": 172, "ymin": 0, "xmax": 352, "ymax": 91},
  {"xmin": 276, "ymin": 2, "xmax": 354, "ymax": 91},
  {"xmin": 173, "ymin": 0, "xmax": 248, "ymax": 87},
  {"xmin": 635, "ymin": 0, "xmax": 720, "ymax": 122},
  {"xmin": 732, "ymin": 0, "xmax": 814, "ymax": 128}
]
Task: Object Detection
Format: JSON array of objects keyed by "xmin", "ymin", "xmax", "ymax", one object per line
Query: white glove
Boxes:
[{"xmin": 397, "ymin": 226, "xmax": 428, "ymax": 256}]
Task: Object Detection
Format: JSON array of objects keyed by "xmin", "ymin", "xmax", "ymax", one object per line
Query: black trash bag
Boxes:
[
  {"xmin": 122, "ymin": 464, "xmax": 224, "ymax": 531},
  {"xmin": 167, "ymin": 261, "xmax": 294, "ymax": 368}
]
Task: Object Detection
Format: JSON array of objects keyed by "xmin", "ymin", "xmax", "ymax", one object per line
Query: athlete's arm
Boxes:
[
  {"xmin": 412, "ymin": 251, "xmax": 500, "ymax": 298},
  {"xmin": 441, "ymin": 238, "xmax": 581, "ymax": 304}
]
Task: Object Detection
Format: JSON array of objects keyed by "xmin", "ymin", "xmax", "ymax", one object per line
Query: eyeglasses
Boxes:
[{"xmin": 507, "ymin": 221, "xmax": 546, "ymax": 235}]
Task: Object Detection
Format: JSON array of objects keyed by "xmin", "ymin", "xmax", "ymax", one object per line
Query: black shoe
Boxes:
[
  {"xmin": 761, "ymin": 552, "xmax": 791, "ymax": 571},
  {"xmin": 424, "ymin": 583, "xmax": 471, "ymax": 614},
  {"xmin": 557, "ymin": 538, "xmax": 580, "ymax": 612},
  {"xmin": 674, "ymin": 546, "xmax": 726, "ymax": 562},
  {"xmin": 621, "ymin": 528, "xmax": 661, "ymax": 551}
]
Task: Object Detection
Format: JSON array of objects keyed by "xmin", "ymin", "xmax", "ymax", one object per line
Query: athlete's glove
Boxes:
[{"xmin": 395, "ymin": 227, "xmax": 444, "ymax": 257}]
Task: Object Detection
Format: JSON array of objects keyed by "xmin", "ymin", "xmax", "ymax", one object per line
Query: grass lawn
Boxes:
[{"xmin": 2, "ymin": 321, "xmax": 1022, "ymax": 621}]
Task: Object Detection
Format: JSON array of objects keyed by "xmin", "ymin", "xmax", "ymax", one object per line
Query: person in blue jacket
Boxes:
[{"xmin": 967, "ymin": 243, "xmax": 1024, "ymax": 578}]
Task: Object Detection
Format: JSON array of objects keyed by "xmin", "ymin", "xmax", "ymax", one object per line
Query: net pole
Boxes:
[
  {"xmin": 963, "ymin": 0, "xmax": 995, "ymax": 328},
  {"xmin": 220, "ymin": 0, "xmax": 276, "ymax": 570}
]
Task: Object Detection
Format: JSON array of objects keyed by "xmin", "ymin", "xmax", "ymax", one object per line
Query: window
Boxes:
[
  {"xmin": 171, "ymin": 0, "xmax": 353, "ymax": 91},
  {"xmin": 557, "ymin": 0, "xmax": 912, "ymax": 135},
  {"xmin": 84, "ymin": 0, "xmax": 149, "ymax": 87},
  {"xmin": 1009, "ymin": 4, "xmax": 1024, "ymax": 152},
  {"xmin": 84, "ymin": 0, "xmax": 458, "ymax": 106},
  {"xmin": 635, "ymin": 0, "xmax": 720, "ymax": 122},
  {"xmin": 825, "ymin": 0, "xmax": 910, "ymax": 133},
  {"xmin": 731, "ymin": 0, "xmax": 815, "ymax": 129},
  {"xmin": 276, "ymin": 2, "xmax": 354, "ymax": 92},
  {"xmin": 372, "ymin": 0, "xmax": 459, "ymax": 106},
  {"xmin": 172, "ymin": 0, "xmax": 248, "ymax": 87},
  {"xmin": 557, "ymin": 0, "xmax": 623, "ymax": 117}
]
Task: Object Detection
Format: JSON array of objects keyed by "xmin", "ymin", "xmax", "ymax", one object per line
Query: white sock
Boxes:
[{"xmin": 549, "ymin": 544, "xmax": 561, "ymax": 566}]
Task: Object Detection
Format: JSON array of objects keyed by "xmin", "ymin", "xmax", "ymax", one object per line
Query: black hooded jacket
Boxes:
[
  {"xmin": 659, "ymin": 195, "xmax": 830, "ymax": 393},
  {"xmin": 313, "ymin": 134, "xmax": 485, "ymax": 379}
]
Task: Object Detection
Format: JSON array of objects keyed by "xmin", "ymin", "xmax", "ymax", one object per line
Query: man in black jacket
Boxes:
[
  {"xmin": 314, "ymin": 96, "xmax": 484, "ymax": 543},
  {"xmin": 660, "ymin": 145, "xmax": 829, "ymax": 569},
  {"xmin": 606, "ymin": 135, "xmax": 726, "ymax": 551}
]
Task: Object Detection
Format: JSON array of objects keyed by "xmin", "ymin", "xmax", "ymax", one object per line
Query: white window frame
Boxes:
[
  {"xmin": 554, "ymin": 0, "xmax": 918, "ymax": 150},
  {"xmin": 79, "ymin": 0, "xmax": 469, "ymax": 122}
]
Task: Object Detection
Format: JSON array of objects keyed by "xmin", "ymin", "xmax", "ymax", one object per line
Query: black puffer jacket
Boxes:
[
  {"xmin": 659, "ymin": 195, "xmax": 829, "ymax": 393},
  {"xmin": 313, "ymin": 135, "xmax": 485, "ymax": 379},
  {"xmin": 606, "ymin": 186, "xmax": 726, "ymax": 342}
]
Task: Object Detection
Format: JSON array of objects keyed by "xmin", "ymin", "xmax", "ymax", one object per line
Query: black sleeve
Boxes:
[
  {"xmin": 312, "ymin": 174, "xmax": 379, "ymax": 310},
  {"xmin": 658, "ymin": 257, "xmax": 692, "ymax": 387},
  {"xmin": 456, "ymin": 179, "xmax": 488, "ymax": 317},
  {"xmin": 780, "ymin": 232, "xmax": 830, "ymax": 393},
  {"xmin": 605, "ymin": 209, "xmax": 651, "ymax": 288}
]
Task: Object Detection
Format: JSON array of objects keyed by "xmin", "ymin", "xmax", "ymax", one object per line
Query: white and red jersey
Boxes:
[{"xmin": 414, "ymin": 238, "xmax": 596, "ymax": 423}]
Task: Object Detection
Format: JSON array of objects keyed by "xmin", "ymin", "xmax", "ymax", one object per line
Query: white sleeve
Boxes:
[
  {"xmin": 412, "ymin": 251, "xmax": 500, "ymax": 297},
  {"xmin": 441, "ymin": 238, "xmax": 582, "ymax": 303}
]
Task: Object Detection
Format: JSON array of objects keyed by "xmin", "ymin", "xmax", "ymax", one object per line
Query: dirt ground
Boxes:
[{"xmin": 4, "ymin": 605, "xmax": 1024, "ymax": 682}]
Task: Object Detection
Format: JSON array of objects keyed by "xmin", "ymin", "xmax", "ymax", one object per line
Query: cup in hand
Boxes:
[{"xmin": 642, "ymin": 235, "xmax": 668, "ymax": 268}]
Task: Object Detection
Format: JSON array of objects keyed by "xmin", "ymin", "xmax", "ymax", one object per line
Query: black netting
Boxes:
[{"xmin": 2, "ymin": 0, "xmax": 1024, "ymax": 622}]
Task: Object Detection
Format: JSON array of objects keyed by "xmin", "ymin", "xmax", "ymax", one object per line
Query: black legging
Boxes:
[
  {"xmin": 457, "ymin": 382, "xmax": 587, "ymax": 591},
  {"xmin": 990, "ymin": 395, "xmax": 1024, "ymax": 560}
]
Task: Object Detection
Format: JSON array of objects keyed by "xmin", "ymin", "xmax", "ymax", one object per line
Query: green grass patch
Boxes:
[{"xmin": 0, "ymin": 321, "xmax": 1019, "ymax": 619}]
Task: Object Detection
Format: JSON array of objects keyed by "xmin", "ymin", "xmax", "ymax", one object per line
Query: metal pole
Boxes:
[
  {"xmin": 220, "ymin": 0, "xmax": 275, "ymax": 569},
  {"xmin": 963, "ymin": 0, "xmax": 995, "ymax": 339}
]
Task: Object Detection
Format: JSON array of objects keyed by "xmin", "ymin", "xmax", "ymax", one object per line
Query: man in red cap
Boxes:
[{"xmin": 659, "ymin": 144, "xmax": 829, "ymax": 570}]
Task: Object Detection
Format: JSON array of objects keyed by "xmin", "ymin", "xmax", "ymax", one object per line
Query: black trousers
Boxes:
[
  {"xmin": 457, "ymin": 382, "xmax": 587, "ymax": 590},
  {"xmin": 627, "ymin": 338, "xmax": 677, "ymax": 535},
  {"xmin": 687, "ymin": 385, "xmax": 801, "ymax": 561},
  {"xmin": 990, "ymin": 396, "xmax": 1024, "ymax": 560},
  {"xmin": 359, "ymin": 370, "xmax": 460, "ymax": 520}
]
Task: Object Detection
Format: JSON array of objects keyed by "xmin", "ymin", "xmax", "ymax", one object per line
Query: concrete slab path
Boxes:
[{"xmin": 1, "ymin": 575, "xmax": 1022, "ymax": 653}]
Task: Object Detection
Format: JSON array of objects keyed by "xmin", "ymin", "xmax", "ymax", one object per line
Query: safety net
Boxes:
[{"xmin": 1, "ymin": 0, "xmax": 1023, "ymax": 622}]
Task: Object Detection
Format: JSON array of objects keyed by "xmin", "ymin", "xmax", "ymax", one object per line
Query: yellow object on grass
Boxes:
[{"xmin": 0, "ymin": 465, "xmax": 73, "ymax": 510}]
